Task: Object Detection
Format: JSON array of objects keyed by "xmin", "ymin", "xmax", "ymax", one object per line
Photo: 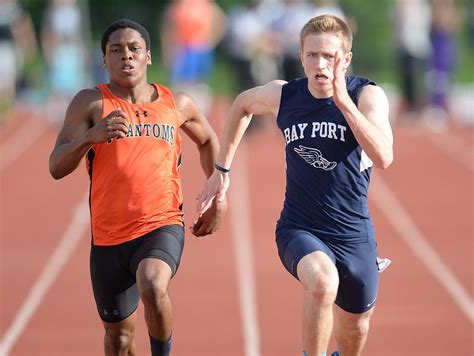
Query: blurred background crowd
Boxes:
[{"xmin": 1, "ymin": 0, "xmax": 473, "ymax": 130}]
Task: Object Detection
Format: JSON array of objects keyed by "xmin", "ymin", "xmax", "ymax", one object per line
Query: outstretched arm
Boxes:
[
  {"xmin": 332, "ymin": 50, "xmax": 393, "ymax": 169},
  {"xmin": 196, "ymin": 80, "xmax": 285, "ymax": 214},
  {"xmin": 49, "ymin": 89, "xmax": 129, "ymax": 179},
  {"xmin": 175, "ymin": 92, "xmax": 225, "ymax": 236}
]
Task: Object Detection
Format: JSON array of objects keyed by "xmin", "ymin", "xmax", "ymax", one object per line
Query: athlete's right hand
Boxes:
[
  {"xmin": 86, "ymin": 109, "xmax": 129, "ymax": 144},
  {"xmin": 196, "ymin": 169, "xmax": 230, "ymax": 215}
]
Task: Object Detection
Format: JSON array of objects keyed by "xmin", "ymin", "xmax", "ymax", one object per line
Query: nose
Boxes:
[
  {"xmin": 121, "ymin": 48, "xmax": 132, "ymax": 60},
  {"xmin": 314, "ymin": 56, "xmax": 326, "ymax": 69}
]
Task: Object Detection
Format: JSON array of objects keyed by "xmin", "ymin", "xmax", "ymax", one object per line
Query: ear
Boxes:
[
  {"xmin": 344, "ymin": 52, "xmax": 353, "ymax": 69},
  {"xmin": 103, "ymin": 55, "xmax": 107, "ymax": 68},
  {"xmin": 147, "ymin": 50, "xmax": 152, "ymax": 65}
]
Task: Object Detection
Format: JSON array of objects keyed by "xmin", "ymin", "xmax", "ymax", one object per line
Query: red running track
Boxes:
[{"xmin": 0, "ymin": 106, "xmax": 472, "ymax": 355}]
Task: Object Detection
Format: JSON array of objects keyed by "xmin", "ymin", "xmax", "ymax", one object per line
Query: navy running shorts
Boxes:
[
  {"xmin": 275, "ymin": 225, "xmax": 379, "ymax": 314},
  {"xmin": 90, "ymin": 224, "xmax": 185, "ymax": 323}
]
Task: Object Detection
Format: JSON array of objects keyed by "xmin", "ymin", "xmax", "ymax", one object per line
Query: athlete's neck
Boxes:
[
  {"xmin": 108, "ymin": 81, "xmax": 158, "ymax": 104},
  {"xmin": 307, "ymin": 82, "xmax": 333, "ymax": 100}
]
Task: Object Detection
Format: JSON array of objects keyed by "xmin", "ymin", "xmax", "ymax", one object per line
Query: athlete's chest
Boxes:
[{"xmin": 279, "ymin": 102, "xmax": 351, "ymax": 146}]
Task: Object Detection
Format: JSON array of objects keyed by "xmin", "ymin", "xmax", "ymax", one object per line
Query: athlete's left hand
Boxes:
[
  {"xmin": 190, "ymin": 195, "xmax": 228, "ymax": 237},
  {"xmin": 331, "ymin": 50, "xmax": 351, "ymax": 108}
]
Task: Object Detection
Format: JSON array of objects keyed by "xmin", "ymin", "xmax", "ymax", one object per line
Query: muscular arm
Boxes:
[
  {"xmin": 216, "ymin": 80, "xmax": 285, "ymax": 168},
  {"xmin": 336, "ymin": 85, "xmax": 393, "ymax": 169},
  {"xmin": 175, "ymin": 93, "xmax": 225, "ymax": 236},
  {"xmin": 49, "ymin": 89, "xmax": 129, "ymax": 179},
  {"xmin": 332, "ymin": 51, "xmax": 393, "ymax": 169},
  {"xmin": 197, "ymin": 80, "xmax": 285, "ymax": 213},
  {"xmin": 175, "ymin": 92, "xmax": 219, "ymax": 178}
]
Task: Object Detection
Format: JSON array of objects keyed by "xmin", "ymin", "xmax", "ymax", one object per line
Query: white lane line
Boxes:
[
  {"xmin": 0, "ymin": 117, "xmax": 49, "ymax": 171},
  {"xmin": 428, "ymin": 131, "xmax": 474, "ymax": 173},
  {"xmin": 0, "ymin": 195, "xmax": 90, "ymax": 355},
  {"xmin": 371, "ymin": 176, "xmax": 474, "ymax": 322},
  {"xmin": 228, "ymin": 144, "xmax": 261, "ymax": 356}
]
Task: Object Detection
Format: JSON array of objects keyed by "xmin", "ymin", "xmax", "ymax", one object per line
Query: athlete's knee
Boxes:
[
  {"xmin": 137, "ymin": 259, "xmax": 172, "ymax": 307},
  {"xmin": 298, "ymin": 253, "xmax": 339, "ymax": 303},
  {"xmin": 306, "ymin": 273, "xmax": 339, "ymax": 303},
  {"xmin": 339, "ymin": 310, "xmax": 373, "ymax": 340},
  {"xmin": 301, "ymin": 266, "xmax": 339, "ymax": 303},
  {"xmin": 139, "ymin": 276, "xmax": 169, "ymax": 306},
  {"xmin": 104, "ymin": 323, "xmax": 135, "ymax": 353}
]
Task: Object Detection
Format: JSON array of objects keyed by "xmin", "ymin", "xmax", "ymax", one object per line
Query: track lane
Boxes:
[{"xmin": 1, "ymin": 113, "xmax": 472, "ymax": 355}]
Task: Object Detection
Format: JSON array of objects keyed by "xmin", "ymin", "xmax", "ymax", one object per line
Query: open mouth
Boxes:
[
  {"xmin": 121, "ymin": 64, "xmax": 135, "ymax": 74},
  {"xmin": 315, "ymin": 74, "xmax": 328, "ymax": 80}
]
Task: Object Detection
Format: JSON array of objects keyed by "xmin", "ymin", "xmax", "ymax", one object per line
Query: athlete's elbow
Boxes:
[
  {"xmin": 49, "ymin": 165, "xmax": 63, "ymax": 180},
  {"xmin": 376, "ymin": 152, "xmax": 393, "ymax": 170},
  {"xmin": 49, "ymin": 158, "xmax": 66, "ymax": 180}
]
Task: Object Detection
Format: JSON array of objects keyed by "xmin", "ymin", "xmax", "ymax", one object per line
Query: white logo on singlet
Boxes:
[
  {"xmin": 294, "ymin": 145, "xmax": 337, "ymax": 171},
  {"xmin": 367, "ymin": 297, "xmax": 377, "ymax": 308}
]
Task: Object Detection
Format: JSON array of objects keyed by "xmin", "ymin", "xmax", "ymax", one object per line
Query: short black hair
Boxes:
[{"xmin": 101, "ymin": 19, "xmax": 151, "ymax": 55}]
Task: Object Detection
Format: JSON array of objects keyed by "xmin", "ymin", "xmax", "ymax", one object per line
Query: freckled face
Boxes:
[
  {"xmin": 103, "ymin": 28, "xmax": 151, "ymax": 87},
  {"xmin": 300, "ymin": 33, "xmax": 351, "ymax": 94}
]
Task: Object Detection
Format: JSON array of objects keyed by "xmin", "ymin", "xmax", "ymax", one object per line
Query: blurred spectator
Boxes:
[
  {"xmin": 161, "ymin": 0, "xmax": 227, "ymax": 114},
  {"xmin": 244, "ymin": 0, "xmax": 283, "ymax": 86},
  {"xmin": 467, "ymin": 1, "xmax": 474, "ymax": 52},
  {"xmin": 269, "ymin": 0, "xmax": 355, "ymax": 82},
  {"xmin": 313, "ymin": 0, "xmax": 357, "ymax": 34},
  {"xmin": 41, "ymin": 0, "xmax": 89, "ymax": 124},
  {"xmin": 270, "ymin": 0, "xmax": 315, "ymax": 81},
  {"xmin": 0, "ymin": 0, "xmax": 37, "ymax": 115},
  {"xmin": 424, "ymin": 0, "xmax": 460, "ymax": 127},
  {"xmin": 392, "ymin": 0, "xmax": 431, "ymax": 119},
  {"xmin": 313, "ymin": 0, "xmax": 345, "ymax": 22},
  {"xmin": 224, "ymin": 0, "xmax": 282, "ymax": 134},
  {"xmin": 225, "ymin": 0, "xmax": 267, "ymax": 92}
]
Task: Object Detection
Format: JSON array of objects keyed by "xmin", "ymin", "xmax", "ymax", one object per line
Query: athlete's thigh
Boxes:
[
  {"xmin": 90, "ymin": 244, "xmax": 140, "ymax": 323},
  {"xmin": 130, "ymin": 224, "xmax": 185, "ymax": 278},
  {"xmin": 275, "ymin": 225, "xmax": 336, "ymax": 279},
  {"xmin": 329, "ymin": 238, "xmax": 379, "ymax": 313}
]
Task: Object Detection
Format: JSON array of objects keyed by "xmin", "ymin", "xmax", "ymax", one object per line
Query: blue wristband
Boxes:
[{"xmin": 214, "ymin": 163, "xmax": 231, "ymax": 173}]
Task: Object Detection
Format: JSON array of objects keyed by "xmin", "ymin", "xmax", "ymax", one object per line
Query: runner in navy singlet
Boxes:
[{"xmin": 198, "ymin": 14, "xmax": 393, "ymax": 356}]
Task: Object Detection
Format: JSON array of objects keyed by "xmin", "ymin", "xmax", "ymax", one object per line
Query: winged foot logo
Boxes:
[{"xmin": 294, "ymin": 145, "xmax": 337, "ymax": 171}]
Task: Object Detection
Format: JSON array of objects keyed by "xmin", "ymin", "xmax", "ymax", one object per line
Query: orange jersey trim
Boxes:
[{"xmin": 86, "ymin": 83, "xmax": 184, "ymax": 246}]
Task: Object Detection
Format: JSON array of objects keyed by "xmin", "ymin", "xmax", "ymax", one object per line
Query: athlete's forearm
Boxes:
[
  {"xmin": 337, "ymin": 98, "xmax": 393, "ymax": 169},
  {"xmin": 49, "ymin": 132, "xmax": 93, "ymax": 179},
  {"xmin": 197, "ymin": 133, "xmax": 219, "ymax": 178},
  {"xmin": 216, "ymin": 96, "xmax": 253, "ymax": 169}
]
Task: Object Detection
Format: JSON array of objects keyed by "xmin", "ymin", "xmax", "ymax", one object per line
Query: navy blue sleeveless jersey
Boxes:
[{"xmin": 276, "ymin": 76, "xmax": 376, "ymax": 242}]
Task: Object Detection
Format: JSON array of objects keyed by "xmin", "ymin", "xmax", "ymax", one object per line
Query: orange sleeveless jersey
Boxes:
[{"xmin": 86, "ymin": 84, "xmax": 184, "ymax": 246}]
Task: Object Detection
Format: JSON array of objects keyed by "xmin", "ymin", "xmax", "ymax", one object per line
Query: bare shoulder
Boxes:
[
  {"xmin": 71, "ymin": 87, "xmax": 102, "ymax": 106},
  {"xmin": 358, "ymin": 84, "xmax": 389, "ymax": 111},
  {"xmin": 59, "ymin": 87, "xmax": 104, "ymax": 135},
  {"xmin": 173, "ymin": 91, "xmax": 203, "ymax": 126},
  {"xmin": 239, "ymin": 80, "xmax": 287, "ymax": 117},
  {"xmin": 359, "ymin": 84, "xmax": 388, "ymax": 103},
  {"xmin": 173, "ymin": 91, "xmax": 194, "ymax": 112},
  {"xmin": 67, "ymin": 87, "xmax": 103, "ymax": 121},
  {"xmin": 256, "ymin": 80, "xmax": 287, "ymax": 99}
]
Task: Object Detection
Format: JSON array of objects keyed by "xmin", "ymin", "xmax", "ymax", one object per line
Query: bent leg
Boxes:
[
  {"xmin": 297, "ymin": 251, "xmax": 339, "ymax": 356},
  {"xmin": 103, "ymin": 311, "xmax": 137, "ymax": 356},
  {"xmin": 333, "ymin": 305, "xmax": 374, "ymax": 356},
  {"xmin": 136, "ymin": 258, "xmax": 173, "ymax": 340}
]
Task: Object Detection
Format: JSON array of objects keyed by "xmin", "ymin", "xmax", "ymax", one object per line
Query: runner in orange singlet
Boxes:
[{"xmin": 49, "ymin": 19, "xmax": 226, "ymax": 356}]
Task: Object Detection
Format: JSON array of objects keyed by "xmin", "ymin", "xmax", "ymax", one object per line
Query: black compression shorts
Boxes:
[{"xmin": 90, "ymin": 224, "xmax": 184, "ymax": 323}]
